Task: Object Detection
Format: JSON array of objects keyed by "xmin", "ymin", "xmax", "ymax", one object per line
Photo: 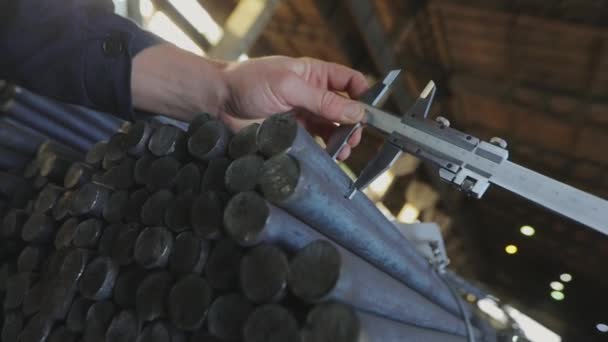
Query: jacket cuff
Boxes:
[{"xmin": 81, "ymin": 15, "xmax": 164, "ymax": 120}]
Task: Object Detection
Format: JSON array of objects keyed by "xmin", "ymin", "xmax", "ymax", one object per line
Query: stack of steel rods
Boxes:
[
  {"xmin": 0, "ymin": 83, "xmax": 497, "ymax": 341},
  {"xmin": 0, "ymin": 81, "xmax": 124, "ymax": 155}
]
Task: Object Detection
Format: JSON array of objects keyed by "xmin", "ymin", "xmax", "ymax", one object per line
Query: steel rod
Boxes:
[
  {"xmin": 105, "ymin": 310, "xmax": 139, "ymax": 342},
  {"xmin": 69, "ymin": 105, "xmax": 124, "ymax": 136},
  {"xmin": 259, "ymin": 153, "xmax": 464, "ymax": 317},
  {"xmin": 70, "ymin": 182, "xmax": 112, "ymax": 218},
  {"xmin": 302, "ymin": 302, "xmax": 467, "ymax": 342},
  {"xmin": 165, "ymin": 192, "xmax": 194, "ymax": 233},
  {"xmin": 12, "ymin": 86, "xmax": 109, "ymax": 142},
  {"xmin": 225, "ymin": 193, "xmax": 469, "ymax": 336},
  {"xmin": 288, "ymin": 240, "xmax": 470, "ymax": 336},
  {"xmin": 207, "ymin": 293, "xmax": 254, "ymax": 341},
  {"xmin": 82, "ymin": 301, "xmax": 116, "ymax": 342},
  {"xmin": 102, "ymin": 190, "xmax": 129, "ymax": 223},
  {"xmin": 173, "ymin": 162, "xmax": 201, "ymax": 194},
  {"xmin": 201, "ymin": 157, "xmax": 231, "ymax": 193},
  {"xmin": 225, "ymin": 155, "xmax": 264, "ymax": 194},
  {"xmin": 134, "ymin": 226, "xmax": 174, "ymax": 269},
  {"xmin": 141, "ymin": 189, "xmax": 174, "ymax": 226},
  {"xmin": 136, "ymin": 271, "xmax": 173, "ymax": 322},
  {"xmin": 52, "ymin": 190, "xmax": 75, "ymax": 221},
  {"xmin": 169, "ymin": 231, "xmax": 209, "ymax": 275},
  {"xmin": 187, "ymin": 120, "xmax": 232, "ymax": 161},
  {"xmin": 2, "ymin": 89, "xmax": 92, "ymax": 151},
  {"xmin": 148, "ymin": 124, "xmax": 187, "ymax": 159},
  {"xmin": 146, "ymin": 156, "xmax": 180, "ymax": 190},
  {"xmin": 205, "ymin": 239, "xmax": 243, "ymax": 290},
  {"xmin": 72, "ymin": 218, "xmax": 103, "ymax": 248},
  {"xmin": 113, "ymin": 268, "xmax": 147, "ymax": 310},
  {"xmin": 64, "ymin": 162, "xmax": 95, "ymax": 189},
  {"xmin": 78, "ymin": 255, "xmax": 119, "ymax": 300},
  {"xmin": 244, "ymin": 304, "xmax": 301, "ymax": 342},
  {"xmin": 85, "ymin": 141, "xmax": 108, "ymax": 169},
  {"xmin": 168, "ymin": 274, "xmax": 213, "ymax": 331},
  {"xmin": 0, "ymin": 144, "xmax": 29, "ymax": 171},
  {"xmin": 0, "ymin": 120, "xmax": 45, "ymax": 156},
  {"xmin": 191, "ymin": 191, "xmax": 228, "ymax": 239},
  {"xmin": 66, "ymin": 297, "xmax": 93, "ymax": 333},
  {"xmin": 124, "ymin": 120, "xmax": 156, "ymax": 157},
  {"xmin": 228, "ymin": 123, "xmax": 260, "ymax": 159},
  {"xmin": 240, "ymin": 244, "xmax": 289, "ymax": 304}
]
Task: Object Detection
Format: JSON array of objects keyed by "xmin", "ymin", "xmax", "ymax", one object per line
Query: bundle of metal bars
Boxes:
[{"xmin": 0, "ymin": 82, "xmax": 497, "ymax": 342}]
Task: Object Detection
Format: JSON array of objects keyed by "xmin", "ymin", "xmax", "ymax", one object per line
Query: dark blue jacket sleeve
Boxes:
[{"xmin": 0, "ymin": 0, "xmax": 165, "ymax": 119}]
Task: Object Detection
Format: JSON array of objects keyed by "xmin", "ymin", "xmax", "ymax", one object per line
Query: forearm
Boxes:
[{"xmin": 131, "ymin": 44, "xmax": 230, "ymax": 122}]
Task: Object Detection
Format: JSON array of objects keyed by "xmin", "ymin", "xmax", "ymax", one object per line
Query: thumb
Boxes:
[{"xmin": 279, "ymin": 75, "xmax": 365, "ymax": 124}]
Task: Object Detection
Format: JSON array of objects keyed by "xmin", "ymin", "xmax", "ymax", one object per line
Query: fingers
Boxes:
[
  {"xmin": 301, "ymin": 58, "xmax": 369, "ymax": 99},
  {"xmin": 280, "ymin": 75, "xmax": 365, "ymax": 124},
  {"xmin": 348, "ymin": 127, "xmax": 362, "ymax": 148},
  {"xmin": 337, "ymin": 144, "xmax": 351, "ymax": 161}
]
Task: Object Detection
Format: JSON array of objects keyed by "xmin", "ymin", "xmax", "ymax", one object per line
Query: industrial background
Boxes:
[
  {"xmin": 0, "ymin": 0, "xmax": 607, "ymax": 341},
  {"xmin": 118, "ymin": 0, "xmax": 608, "ymax": 340}
]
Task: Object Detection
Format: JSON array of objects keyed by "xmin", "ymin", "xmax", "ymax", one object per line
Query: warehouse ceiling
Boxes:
[{"xmin": 146, "ymin": 0, "xmax": 608, "ymax": 340}]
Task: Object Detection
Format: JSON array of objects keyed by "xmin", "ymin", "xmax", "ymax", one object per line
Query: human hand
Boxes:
[
  {"xmin": 132, "ymin": 45, "xmax": 368, "ymax": 160},
  {"xmin": 219, "ymin": 56, "xmax": 369, "ymax": 160}
]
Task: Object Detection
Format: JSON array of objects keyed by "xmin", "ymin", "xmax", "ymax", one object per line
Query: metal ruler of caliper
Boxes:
[{"xmin": 326, "ymin": 70, "xmax": 608, "ymax": 236}]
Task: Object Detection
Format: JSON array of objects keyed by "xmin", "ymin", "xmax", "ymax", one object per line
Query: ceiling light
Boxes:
[
  {"xmin": 560, "ymin": 273, "xmax": 572, "ymax": 283},
  {"xmin": 397, "ymin": 203, "xmax": 420, "ymax": 224},
  {"xmin": 520, "ymin": 225, "xmax": 535, "ymax": 236},
  {"xmin": 550, "ymin": 281, "xmax": 564, "ymax": 291},
  {"xmin": 596, "ymin": 323, "xmax": 608, "ymax": 333},
  {"xmin": 505, "ymin": 306, "xmax": 562, "ymax": 342},
  {"xmin": 550, "ymin": 291, "xmax": 565, "ymax": 301},
  {"xmin": 505, "ymin": 244, "xmax": 518, "ymax": 255},
  {"xmin": 477, "ymin": 298, "xmax": 508, "ymax": 324}
]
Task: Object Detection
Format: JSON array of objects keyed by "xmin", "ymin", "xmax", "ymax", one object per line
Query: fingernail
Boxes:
[{"xmin": 343, "ymin": 103, "xmax": 364, "ymax": 122}]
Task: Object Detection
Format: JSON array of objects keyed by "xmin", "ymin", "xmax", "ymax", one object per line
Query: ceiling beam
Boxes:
[
  {"xmin": 450, "ymin": 73, "xmax": 608, "ymax": 129},
  {"xmin": 340, "ymin": 0, "xmax": 417, "ymax": 112},
  {"xmin": 152, "ymin": 0, "xmax": 212, "ymax": 51},
  {"xmin": 208, "ymin": 0, "xmax": 281, "ymax": 60}
]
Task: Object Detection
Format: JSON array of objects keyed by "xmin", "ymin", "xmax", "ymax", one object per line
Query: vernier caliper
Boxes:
[{"xmin": 327, "ymin": 70, "xmax": 608, "ymax": 236}]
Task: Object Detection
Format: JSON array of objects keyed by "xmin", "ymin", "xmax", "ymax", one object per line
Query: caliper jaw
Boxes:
[
  {"xmin": 346, "ymin": 80, "xmax": 437, "ymax": 198},
  {"xmin": 326, "ymin": 70, "xmax": 401, "ymax": 160}
]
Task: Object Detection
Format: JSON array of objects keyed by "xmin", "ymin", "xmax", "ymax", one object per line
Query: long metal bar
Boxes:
[
  {"xmin": 0, "ymin": 145, "xmax": 30, "ymax": 171},
  {"xmin": 12, "ymin": 87, "xmax": 109, "ymax": 142},
  {"xmin": 0, "ymin": 120, "xmax": 45, "ymax": 157},
  {"xmin": 243, "ymin": 304, "xmax": 301, "ymax": 342},
  {"xmin": 224, "ymin": 192, "xmax": 471, "ymax": 336},
  {"xmin": 303, "ymin": 302, "xmax": 467, "ymax": 342},
  {"xmin": 69, "ymin": 105, "xmax": 124, "ymax": 136},
  {"xmin": 240, "ymin": 244, "xmax": 289, "ymax": 304},
  {"xmin": 257, "ymin": 152, "xmax": 465, "ymax": 317},
  {"xmin": 288, "ymin": 240, "xmax": 472, "ymax": 336},
  {"xmin": 1, "ymin": 86, "xmax": 92, "ymax": 152}
]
